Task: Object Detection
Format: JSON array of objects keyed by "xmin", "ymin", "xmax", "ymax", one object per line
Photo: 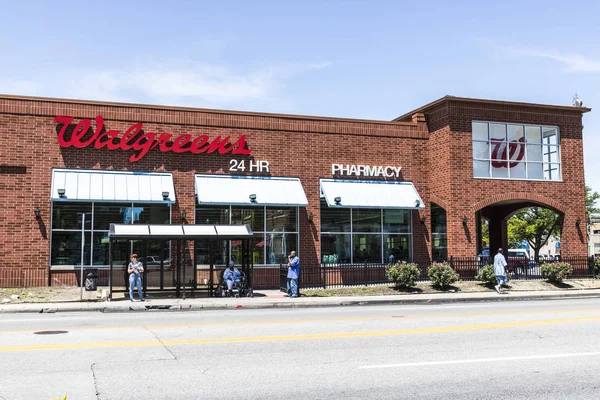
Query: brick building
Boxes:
[{"xmin": 0, "ymin": 94, "xmax": 590, "ymax": 289}]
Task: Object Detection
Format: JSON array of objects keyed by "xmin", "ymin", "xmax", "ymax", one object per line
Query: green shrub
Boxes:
[
  {"xmin": 386, "ymin": 261, "xmax": 421, "ymax": 288},
  {"xmin": 475, "ymin": 265, "xmax": 496, "ymax": 285},
  {"xmin": 476, "ymin": 265, "xmax": 510, "ymax": 286},
  {"xmin": 427, "ymin": 261, "xmax": 459, "ymax": 289},
  {"xmin": 540, "ymin": 261, "xmax": 573, "ymax": 283},
  {"xmin": 594, "ymin": 257, "xmax": 600, "ymax": 277}
]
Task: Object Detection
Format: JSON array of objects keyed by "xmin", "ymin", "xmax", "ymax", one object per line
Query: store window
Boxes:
[
  {"xmin": 431, "ymin": 203, "xmax": 447, "ymax": 261},
  {"xmin": 472, "ymin": 122, "xmax": 561, "ymax": 181},
  {"xmin": 195, "ymin": 206, "xmax": 299, "ymax": 265},
  {"xmin": 50, "ymin": 202, "xmax": 171, "ymax": 267},
  {"xmin": 320, "ymin": 199, "xmax": 412, "ymax": 264}
]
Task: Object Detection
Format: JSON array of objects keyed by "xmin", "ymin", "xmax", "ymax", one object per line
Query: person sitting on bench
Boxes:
[{"xmin": 223, "ymin": 260, "xmax": 241, "ymax": 297}]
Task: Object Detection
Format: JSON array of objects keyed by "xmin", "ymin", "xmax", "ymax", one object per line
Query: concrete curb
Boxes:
[{"xmin": 2, "ymin": 290, "xmax": 600, "ymax": 314}]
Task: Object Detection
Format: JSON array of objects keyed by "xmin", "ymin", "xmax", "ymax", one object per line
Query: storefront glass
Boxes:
[
  {"xmin": 320, "ymin": 200, "xmax": 412, "ymax": 264},
  {"xmin": 320, "ymin": 234, "xmax": 351, "ymax": 263},
  {"xmin": 195, "ymin": 205, "xmax": 299, "ymax": 265},
  {"xmin": 50, "ymin": 202, "xmax": 171, "ymax": 267},
  {"xmin": 431, "ymin": 203, "xmax": 447, "ymax": 261}
]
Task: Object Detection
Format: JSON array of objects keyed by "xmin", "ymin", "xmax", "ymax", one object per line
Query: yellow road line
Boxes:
[
  {"xmin": 2, "ymin": 315, "xmax": 600, "ymax": 353},
  {"xmin": 3, "ymin": 307, "xmax": 600, "ymax": 334}
]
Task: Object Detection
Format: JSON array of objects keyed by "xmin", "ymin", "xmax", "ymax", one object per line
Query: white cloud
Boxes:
[
  {"xmin": 512, "ymin": 48, "xmax": 600, "ymax": 72},
  {"xmin": 0, "ymin": 61, "xmax": 331, "ymax": 110},
  {"xmin": 479, "ymin": 39, "xmax": 600, "ymax": 72}
]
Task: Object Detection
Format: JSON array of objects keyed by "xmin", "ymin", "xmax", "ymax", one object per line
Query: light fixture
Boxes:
[
  {"xmin": 162, "ymin": 191, "xmax": 169, "ymax": 200},
  {"xmin": 57, "ymin": 188, "xmax": 66, "ymax": 198},
  {"xmin": 420, "ymin": 215, "xmax": 426, "ymax": 225},
  {"xmin": 181, "ymin": 209, "xmax": 187, "ymax": 220},
  {"xmin": 462, "ymin": 216, "xmax": 468, "ymax": 225},
  {"xmin": 34, "ymin": 208, "xmax": 40, "ymax": 220},
  {"xmin": 334, "ymin": 197, "xmax": 341, "ymax": 204},
  {"xmin": 249, "ymin": 194, "xmax": 257, "ymax": 202},
  {"xmin": 308, "ymin": 212, "xmax": 314, "ymax": 222},
  {"xmin": 576, "ymin": 217, "xmax": 581, "ymax": 228},
  {"xmin": 415, "ymin": 199, "xmax": 421, "ymax": 208}
]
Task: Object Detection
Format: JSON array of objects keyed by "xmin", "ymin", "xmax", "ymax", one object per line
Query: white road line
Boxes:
[{"xmin": 360, "ymin": 352, "xmax": 600, "ymax": 369}]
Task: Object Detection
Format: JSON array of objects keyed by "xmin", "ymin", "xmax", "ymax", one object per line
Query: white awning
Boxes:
[
  {"xmin": 109, "ymin": 223, "xmax": 253, "ymax": 239},
  {"xmin": 195, "ymin": 174, "xmax": 308, "ymax": 206},
  {"xmin": 320, "ymin": 179, "xmax": 425, "ymax": 209},
  {"xmin": 51, "ymin": 169, "xmax": 176, "ymax": 202},
  {"xmin": 110, "ymin": 224, "xmax": 152, "ymax": 237}
]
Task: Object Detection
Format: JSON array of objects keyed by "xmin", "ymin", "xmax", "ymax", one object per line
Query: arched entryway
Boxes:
[{"xmin": 474, "ymin": 194, "xmax": 571, "ymax": 260}]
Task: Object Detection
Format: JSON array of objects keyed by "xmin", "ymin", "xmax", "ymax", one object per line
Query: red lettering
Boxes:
[
  {"xmin": 120, "ymin": 123, "xmax": 143, "ymax": 151},
  {"xmin": 131, "ymin": 133, "xmax": 157, "ymax": 162},
  {"xmin": 94, "ymin": 130, "xmax": 120, "ymax": 150},
  {"xmin": 54, "ymin": 116, "xmax": 75, "ymax": 147},
  {"xmin": 70, "ymin": 116, "xmax": 103, "ymax": 148},
  {"xmin": 171, "ymin": 134, "xmax": 191, "ymax": 153},
  {"xmin": 157, "ymin": 133, "xmax": 173, "ymax": 152},
  {"xmin": 190, "ymin": 135, "xmax": 210, "ymax": 154},
  {"xmin": 53, "ymin": 116, "xmax": 252, "ymax": 162},
  {"xmin": 230, "ymin": 135, "xmax": 252, "ymax": 155},
  {"xmin": 205, "ymin": 136, "xmax": 231, "ymax": 153}
]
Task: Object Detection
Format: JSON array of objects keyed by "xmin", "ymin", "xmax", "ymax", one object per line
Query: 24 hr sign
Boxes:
[{"xmin": 54, "ymin": 116, "xmax": 252, "ymax": 162}]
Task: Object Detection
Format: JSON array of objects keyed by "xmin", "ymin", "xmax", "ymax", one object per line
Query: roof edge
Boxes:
[
  {"xmin": 393, "ymin": 95, "xmax": 592, "ymax": 122},
  {"xmin": 0, "ymin": 93, "xmax": 417, "ymax": 127}
]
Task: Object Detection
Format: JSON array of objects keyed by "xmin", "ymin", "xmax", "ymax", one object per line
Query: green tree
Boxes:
[
  {"xmin": 508, "ymin": 207, "xmax": 561, "ymax": 261},
  {"xmin": 585, "ymin": 185, "xmax": 600, "ymax": 222},
  {"xmin": 481, "ymin": 219, "xmax": 489, "ymax": 248}
]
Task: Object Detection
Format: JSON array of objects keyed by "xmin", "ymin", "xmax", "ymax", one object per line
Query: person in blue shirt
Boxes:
[
  {"xmin": 287, "ymin": 251, "xmax": 300, "ymax": 298},
  {"xmin": 223, "ymin": 260, "xmax": 241, "ymax": 297}
]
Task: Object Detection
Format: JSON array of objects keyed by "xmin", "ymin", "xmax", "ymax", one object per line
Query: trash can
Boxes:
[{"xmin": 85, "ymin": 269, "xmax": 98, "ymax": 291}]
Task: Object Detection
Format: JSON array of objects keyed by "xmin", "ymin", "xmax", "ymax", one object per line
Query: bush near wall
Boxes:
[
  {"xmin": 428, "ymin": 262, "xmax": 460, "ymax": 289},
  {"xmin": 540, "ymin": 262, "xmax": 573, "ymax": 283},
  {"xmin": 476, "ymin": 265, "xmax": 511, "ymax": 285},
  {"xmin": 386, "ymin": 261, "xmax": 421, "ymax": 288}
]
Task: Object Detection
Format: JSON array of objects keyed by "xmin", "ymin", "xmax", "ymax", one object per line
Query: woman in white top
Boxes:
[{"xmin": 127, "ymin": 253, "xmax": 145, "ymax": 302}]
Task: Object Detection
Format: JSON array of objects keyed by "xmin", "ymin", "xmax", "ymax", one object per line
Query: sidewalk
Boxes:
[{"xmin": 2, "ymin": 288, "xmax": 600, "ymax": 314}]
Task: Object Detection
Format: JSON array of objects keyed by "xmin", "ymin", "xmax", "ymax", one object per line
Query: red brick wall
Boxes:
[
  {"xmin": 427, "ymin": 99, "xmax": 587, "ymax": 257},
  {"xmin": 0, "ymin": 95, "xmax": 588, "ymax": 287},
  {"xmin": 0, "ymin": 96, "xmax": 428, "ymax": 287}
]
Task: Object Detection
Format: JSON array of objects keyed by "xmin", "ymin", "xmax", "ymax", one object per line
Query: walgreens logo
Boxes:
[
  {"xmin": 54, "ymin": 116, "xmax": 252, "ymax": 162},
  {"xmin": 490, "ymin": 137, "xmax": 525, "ymax": 168}
]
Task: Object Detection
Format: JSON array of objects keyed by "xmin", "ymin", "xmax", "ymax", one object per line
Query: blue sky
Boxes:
[{"xmin": 1, "ymin": 0, "xmax": 599, "ymax": 192}]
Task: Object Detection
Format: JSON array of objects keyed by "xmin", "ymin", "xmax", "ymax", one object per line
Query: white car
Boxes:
[{"xmin": 146, "ymin": 256, "xmax": 171, "ymax": 268}]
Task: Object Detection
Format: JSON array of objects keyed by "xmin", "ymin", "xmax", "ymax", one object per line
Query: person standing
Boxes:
[
  {"xmin": 127, "ymin": 254, "xmax": 145, "ymax": 302},
  {"xmin": 287, "ymin": 251, "xmax": 300, "ymax": 298},
  {"xmin": 494, "ymin": 248, "xmax": 508, "ymax": 294}
]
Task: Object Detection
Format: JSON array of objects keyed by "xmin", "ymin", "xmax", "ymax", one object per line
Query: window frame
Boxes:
[
  {"xmin": 49, "ymin": 201, "xmax": 172, "ymax": 269},
  {"xmin": 472, "ymin": 121, "xmax": 562, "ymax": 182},
  {"xmin": 319, "ymin": 199, "xmax": 413, "ymax": 264},
  {"xmin": 194, "ymin": 205, "xmax": 300, "ymax": 267}
]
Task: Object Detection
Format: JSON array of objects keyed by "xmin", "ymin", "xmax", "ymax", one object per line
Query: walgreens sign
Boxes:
[{"xmin": 54, "ymin": 116, "xmax": 252, "ymax": 162}]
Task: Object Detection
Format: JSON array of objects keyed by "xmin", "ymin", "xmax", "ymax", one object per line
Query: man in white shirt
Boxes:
[{"xmin": 494, "ymin": 248, "xmax": 508, "ymax": 294}]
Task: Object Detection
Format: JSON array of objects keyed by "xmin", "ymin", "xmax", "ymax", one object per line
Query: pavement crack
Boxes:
[
  {"xmin": 90, "ymin": 363, "xmax": 100, "ymax": 400},
  {"xmin": 526, "ymin": 330, "xmax": 544, "ymax": 339},
  {"xmin": 146, "ymin": 328, "xmax": 178, "ymax": 360}
]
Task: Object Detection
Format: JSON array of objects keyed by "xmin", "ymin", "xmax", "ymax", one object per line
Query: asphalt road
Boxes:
[{"xmin": 2, "ymin": 298, "xmax": 600, "ymax": 400}]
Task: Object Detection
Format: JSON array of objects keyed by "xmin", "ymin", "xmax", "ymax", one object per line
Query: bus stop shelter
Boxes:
[{"xmin": 108, "ymin": 223, "xmax": 253, "ymax": 300}]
